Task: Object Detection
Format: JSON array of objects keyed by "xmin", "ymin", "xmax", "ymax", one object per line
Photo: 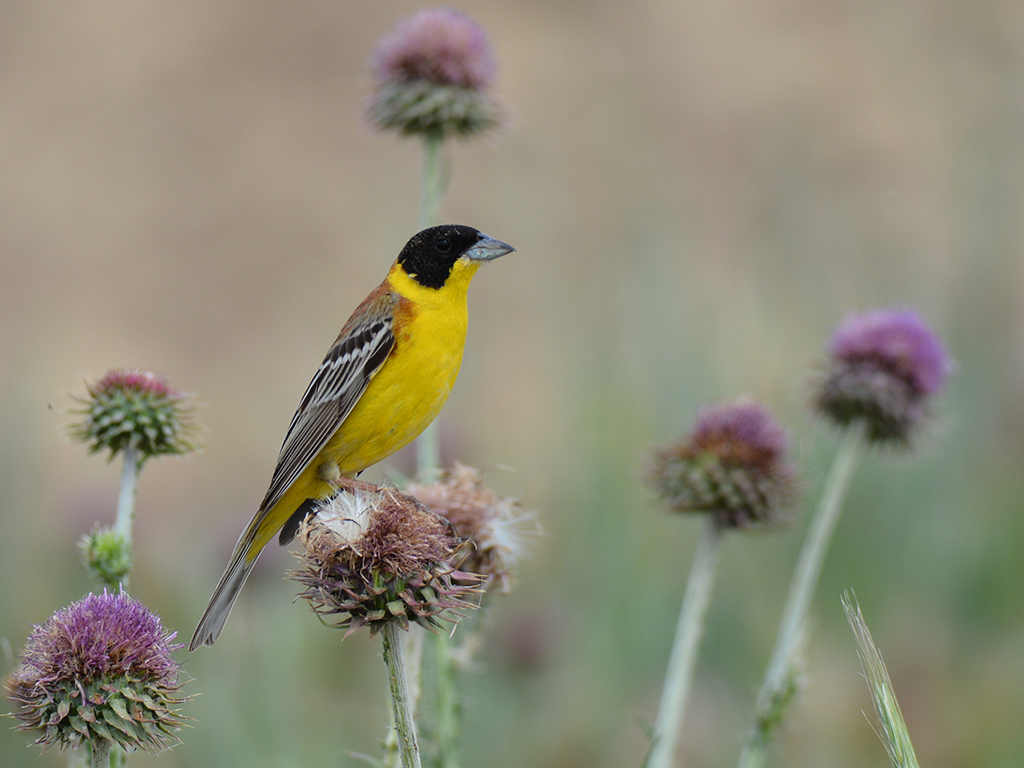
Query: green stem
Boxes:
[
  {"xmin": 737, "ymin": 420, "xmax": 867, "ymax": 768},
  {"xmin": 382, "ymin": 622, "xmax": 422, "ymax": 768},
  {"xmin": 90, "ymin": 740, "xmax": 111, "ymax": 768},
  {"xmin": 381, "ymin": 628, "xmax": 426, "ymax": 768},
  {"xmin": 432, "ymin": 631, "xmax": 462, "ymax": 768},
  {"xmin": 113, "ymin": 445, "xmax": 139, "ymax": 589},
  {"xmin": 646, "ymin": 516, "xmax": 724, "ymax": 768},
  {"xmin": 114, "ymin": 445, "xmax": 139, "ymax": 540},
  {"xmin": 416, "ymin": 425, "xmax": 441, "ymax": 482},
  {"xmin": 403, "ymin": 625, "xmax": 425, "ymax": 716},
  {"xmin": 417, "ymin": 132, "xmax": 445, "ymax": 231},
  {"xmin": 415, "ymin": 132, "xmax": 446, "ymax": 479}
]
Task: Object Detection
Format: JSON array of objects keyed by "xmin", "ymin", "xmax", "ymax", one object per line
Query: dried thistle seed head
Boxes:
[
  {"xmin": 646, "ymin": 398, "xmax": 797, "ymax": 529},
  {"xmin": 291, "ymin": 487, "xmax": 480, "ymax": 638},
  {"xmin": 367, "ymin": 8, "xmax": 503, "ymax": 139},
  {"xmin": 407, "ymin": 463, "xmax": 533, "ymax": 593},
  {"xmin": 7, "ymin": 591, "xmax": 186, "ymax": 753},
  {"xmin": 814, "ymin": 309, "xmax": 953, "ymax": 446},
  {"xmin": 69, "ymin": 368, "xmax": 199, "ymax": 462}
]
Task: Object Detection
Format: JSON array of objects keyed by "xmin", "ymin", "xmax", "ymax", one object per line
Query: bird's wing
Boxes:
[{"xmin": 258, "ymin": 291, "xmax": 397, "ymax": 513}]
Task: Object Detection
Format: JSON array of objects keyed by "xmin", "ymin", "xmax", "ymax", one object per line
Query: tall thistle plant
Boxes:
[
  {"xmin": 290, "ymin": 483, "xmax": 483, "ymax": 768},
  {"xmin": 69, "ymin": 369, "xmax": 198, "ymax": 589},
  {"xmin": 643, "ymin": 399, "xmax": 797, "ymax": 768},
  {"xmin": 8, "ymin": 369, "xmax": 196, "ymax": 768},
  {"xmin": 407, "ymin": 465, "xmax": 534, "ymax": 768},
  {"xmin": 367, "ymin": 6, "xmax": 505, "ymax": 477},
  {"xmin": 737, "ymin": 310, "xmax": 952, "ymax": 768},
  {"xmin": 365, "ymin": 11, "xmax": 509, "ymax": 768}
]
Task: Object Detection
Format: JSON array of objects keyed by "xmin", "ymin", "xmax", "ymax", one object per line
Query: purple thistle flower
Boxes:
[
  {"xmin": 96, "ymin": 369, "xmax": 175, "ymax": 399},
  {"xmin": 367, "ymin": 8, "xmax": 502, "ymax": 139},
  {"xmin": 8, "ymin": 591, "xmax": 186, "ymax": 753},
  {"xmin": 646, "ymin": 399, "xmax": 797, "ymax": 529},
  {"xmin": 814, "ymin": 309, "xmax": 953, "ymax": 445},
  {"xmin": 371, "ymin": 7, "xmax": 496, "ymax": 90},
  {"xmin": 69, "ymin": 368, "xmax": 198, "ymax": 462},
  {"xmin": 643, "ymin": 403, "xmax": 794, "ymax": 528}
]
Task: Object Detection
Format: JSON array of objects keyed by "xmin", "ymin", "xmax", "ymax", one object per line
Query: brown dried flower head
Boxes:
[
  {"xmin": 407, "ymin": 463, "xmax": 531, "ymax": 593},
  {"xmin": 291, "ymin": 487, "xmax": 480, "ymax": 637}
]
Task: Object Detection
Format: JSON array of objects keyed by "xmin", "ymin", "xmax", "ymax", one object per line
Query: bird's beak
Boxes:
[{"xmin": 466, "ymin": 234, "xmax": 515, "ymax": 262}]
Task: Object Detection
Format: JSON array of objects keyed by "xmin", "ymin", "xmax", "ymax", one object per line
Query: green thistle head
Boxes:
[
  {"xmin": 69, "ymin": 368, "xmax": 198, "ymax": 463},
  {"xmin": 7, "ymin": 591, "xmax": 187, "ymax": 753},
  {"xmin": 79, "ymin": 526, "xmax": 132, "ymax": 589}
]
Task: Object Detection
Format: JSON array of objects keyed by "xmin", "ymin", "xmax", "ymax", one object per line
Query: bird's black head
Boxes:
[{"xmin": 397, "ymin": 225, "xmax": 514, "ymax": 289}]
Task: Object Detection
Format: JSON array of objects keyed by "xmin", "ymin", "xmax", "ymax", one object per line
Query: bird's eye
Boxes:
[{"xmin": 435, "ymin": 238, "xmax": 451, "ymax": 253}]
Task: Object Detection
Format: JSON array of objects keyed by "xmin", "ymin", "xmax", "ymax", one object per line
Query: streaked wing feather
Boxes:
[{"xmin": 258, "ymin": 295, "xmax": 396, "ymax": 513}]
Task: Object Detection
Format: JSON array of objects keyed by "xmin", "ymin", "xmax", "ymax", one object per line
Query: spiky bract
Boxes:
[{"xmin": 69, "ymin": 368, "xmax": 197, "ymax": 462}]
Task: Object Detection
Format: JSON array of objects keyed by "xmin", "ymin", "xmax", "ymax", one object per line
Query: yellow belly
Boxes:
[{"xmin": 327, "ymin": 313, "xmax": 466, "ymax": 475}]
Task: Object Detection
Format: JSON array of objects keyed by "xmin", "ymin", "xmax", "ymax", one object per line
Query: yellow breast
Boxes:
[{"xmin": 325, "ymin": 257, "xmax": 481, "ymax": 475}]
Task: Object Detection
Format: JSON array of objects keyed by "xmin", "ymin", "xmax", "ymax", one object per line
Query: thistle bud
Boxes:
[
  {"xmin": 646, "ymin": 399, "xmax": 797, "ymax": 529},
  {"xmin": 69, "ymin": 368, "xmax": 198, "ymax": 463},
  {"xmin": 79, "ymin": 526, "xmax": 132, "ymax": 589},
  {"xmin": 291, "ymin": 487, "xmax": 480, "ymax": 638},
  {"xmin": 814, "ymin": 309, "xmax": 952, "ymax": 446},
  {"xmin": 367, "ymin": 8, "xmax": 502, "ymax": 139},
  {"xmin": 7, "ymin": 591, "xmax": 186, "ymax": 753},
  {"xmin": 407, "ymin": 463, "xmax": 532, "ymax": 594}
]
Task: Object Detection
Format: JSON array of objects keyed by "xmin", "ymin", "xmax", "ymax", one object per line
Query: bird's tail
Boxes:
[{"xmin": 189, "ymin": 526, "xmax": 262, "ymax": 651}]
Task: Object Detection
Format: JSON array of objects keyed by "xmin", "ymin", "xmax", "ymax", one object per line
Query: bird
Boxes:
[{"xmin": 190, "ymin": 224, "xmax": 514, "ymax": 650}]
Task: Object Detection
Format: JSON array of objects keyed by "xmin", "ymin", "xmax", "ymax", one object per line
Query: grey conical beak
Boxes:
[{"xmin": 466, "ymin": 234, "xmax": 515, "ymax": 262}]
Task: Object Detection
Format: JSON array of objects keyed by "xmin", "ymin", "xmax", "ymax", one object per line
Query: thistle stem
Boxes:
[
  {"xmin": 415, "ymin": 131, "xmax": 446, "ymax": 478},
  {"xmin": 737, "ymin": 420, "xmax": 867, "ymax": 768},
  {"xmin": 403, "ymin": 625, "xmax": 426, "ymax": 716},
  {"xmin": 90, "ymin": 740, "xmax": 111, "ymax": 768},
  {"xmin": 417, "ymin": 132, "xmax": 445, "ymax": 231},
  {"xmin": 646, "ymin": 516, "xmax": 724, "ymax": 768},
  {"xmin": 113, "ymin": 445, "xmax": 139, "ymax": 589},
  {"xmin": 382, "ymin": 622, "xmax": 423, "ymax": 768},
  {"xmin": 432, "ymin": 631, "xmax": 462, "ymax": 768},
  {"xmin": 114, "ymin": 446, "xmax": 138, "ymax": 540}
]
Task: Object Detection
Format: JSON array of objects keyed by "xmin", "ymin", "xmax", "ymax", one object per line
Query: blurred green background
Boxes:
[{"xmin": 2, "ymin": 1, "xmax": 1022, "ymax": 766}]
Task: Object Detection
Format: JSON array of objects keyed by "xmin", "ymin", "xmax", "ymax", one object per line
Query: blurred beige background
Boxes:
[{"xmin": 2, "ymin": 2, "xmax": 1023, "ymax": 767}]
